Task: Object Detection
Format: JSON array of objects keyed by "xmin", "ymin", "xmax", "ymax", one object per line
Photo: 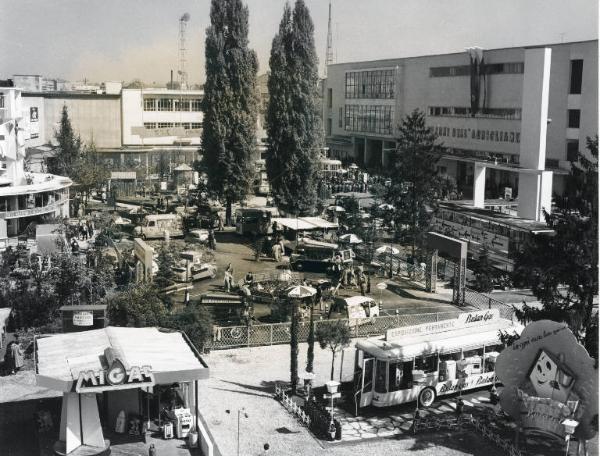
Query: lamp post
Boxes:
[
  {"xmin": 324, "ymin": 380, "xmax": 341, "ymax": 440},
  {"xmin": 226, "ymin": 407, "xmax": 248, "ymax": 456},
  {"xmin": 561, "ymin": 418, "xmax": 578, "ymax": 456}
]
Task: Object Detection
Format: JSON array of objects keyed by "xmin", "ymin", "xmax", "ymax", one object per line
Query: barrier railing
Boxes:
[
  {"xmin": 208, "ymin": 311, "xmax": 462, "ymax": 349},
  {"xmin": 464, "ymin": 287, "xmax": 515, "ymax": 320}
]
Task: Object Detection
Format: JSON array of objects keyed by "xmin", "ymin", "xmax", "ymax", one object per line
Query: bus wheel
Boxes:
[
  {"xmin": 418, "ymin": 387, "xmax": 436, "ymax": 407},
  {"xmin": 294, "ymin": 263, "xmax": 303, "ymax": 271}
]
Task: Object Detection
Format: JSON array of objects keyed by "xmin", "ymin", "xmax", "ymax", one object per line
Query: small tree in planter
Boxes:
[{"xmin": 315, "ymin": 320, "xmax": 351, "ymax": 380}]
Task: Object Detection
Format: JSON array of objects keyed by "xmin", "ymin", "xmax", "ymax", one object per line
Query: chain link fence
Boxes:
[
  {"xmin": 208, "ymin": 311, "xmax": 463, "ymax": 350},
  {"xmin": 464, "ymin": 287, "xmax": 515, "ymax": 320}
]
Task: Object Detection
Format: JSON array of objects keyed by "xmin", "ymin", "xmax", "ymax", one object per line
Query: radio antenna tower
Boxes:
[
  {"xmin": 324, "ymin": 2, "xmax": 333, "ymax": 77},
  {"xmin": 178, "ymin": 13, "xmax": 190, "ymax": 90}
]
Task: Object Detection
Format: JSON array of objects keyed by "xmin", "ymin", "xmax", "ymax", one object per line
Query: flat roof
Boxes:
[
  {"xmin": 327, "ymin": 39, "xmax": 597, "ymax": 68},
  {"xmin": 36, "ymin": 326, "xmax": 209, "ymax": 392}
]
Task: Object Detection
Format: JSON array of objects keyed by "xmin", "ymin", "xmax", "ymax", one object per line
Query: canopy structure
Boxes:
[
  {"xmin": 339, "ymin": 233, "xmax": 363, "ymax": 244},
  {"xmin": 273, "ymin": 216, "xmax": 338, "ymax": 231},
  {"xmin": 35, "ymin": 326, "xmax": 209, "ymax": 455}
]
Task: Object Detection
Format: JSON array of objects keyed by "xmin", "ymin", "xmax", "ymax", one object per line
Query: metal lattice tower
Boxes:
[
  {"xmin": 178, "ymin": 13, "xmax": 190, "ymax": 90},
  {"xmin": 324, "ymin": 2, "xmax": 333, "ymax": 76}
]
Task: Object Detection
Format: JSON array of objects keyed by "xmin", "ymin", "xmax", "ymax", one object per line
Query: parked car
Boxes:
[
  {"xmin": 133, "ymin": 214, "xmax": 184, "ymax": 239},
  {"xmin": 189, "ymin": 228, "xmax": 210, "ymax": 243}
]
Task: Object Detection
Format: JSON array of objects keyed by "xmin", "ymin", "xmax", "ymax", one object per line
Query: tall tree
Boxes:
[
  {"xmin": 513, "ymin": 136, "xmax": 598, "ymax": 358},
  {"xmin": 387, "ymin": 109, "xmax": 453, "ymax": 258},
  {"xmin": 266, "ymin": 0, "xmax": 322, "ymax": 215},
  {"xmin": 106, "ymin": 283, "xmax": 168, "ymax": 328},
  {"xmin": 72, "ymin": 141, "xmax": 109, "ymax": 209},
  {"xmin": 202, "ymin": 0, "xmax": 258, "ymax": 224},
  {"xmin": 316, "ymin": 320, "xmax": 351, "ymax": 380},
  {"xmin": 49, "ymin": 105, "xmax": 81, "ymax": 177}
]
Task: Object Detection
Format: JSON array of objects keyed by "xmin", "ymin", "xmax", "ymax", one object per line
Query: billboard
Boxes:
[{"xmin": 29, "ymin": 107, "xmax": 39, "ymax": 139}]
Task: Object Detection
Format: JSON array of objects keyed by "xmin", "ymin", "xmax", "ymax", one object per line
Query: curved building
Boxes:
[{"xmin": 0, "ymin": 87, "xmax": 71, "ymax": 248}]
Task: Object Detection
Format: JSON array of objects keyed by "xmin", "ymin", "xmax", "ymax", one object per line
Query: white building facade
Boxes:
[
  {"xmin": 0, "ymin": 88, "xmax": 71, "ymax": 246},
  {"xmin": 323, "ymin": 40, "xmax": 598, "ymax": 221}
]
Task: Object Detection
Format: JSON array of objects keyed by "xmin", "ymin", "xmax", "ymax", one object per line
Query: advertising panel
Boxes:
[{"xmin": 29, "ymin": 107, "xmax": 39, "ymax": 139}]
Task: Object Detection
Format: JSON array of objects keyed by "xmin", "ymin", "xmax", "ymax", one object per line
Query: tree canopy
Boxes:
[
  {"xmin": 48, "ymin": 105, "xmax": 81, "ymax": 177},
  {"xmin": 315, "ymin": 319, "xmax": 351, "ymax": 380},
  {"xmin": 266, "ymin": 0, "xmax": 322, "ymax": 215},
  {"xmin": 513, "ymin": 135, "xmax": 598, "ymax": 358},
  {"xmin": 386, "ymin": 109, "xmax": 454, "ymax": 258},
  {"xmin": 201, "ymin": 0, "xmax": 258, "ymax": 223}
]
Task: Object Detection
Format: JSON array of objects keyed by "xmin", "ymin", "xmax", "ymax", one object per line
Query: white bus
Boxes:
[{"xmin": 353, "ymin": 309, "xmax": 521, "ymax": 410}]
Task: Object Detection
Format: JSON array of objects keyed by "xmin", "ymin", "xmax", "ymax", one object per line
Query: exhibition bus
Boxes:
[
  {"xmin": 353, "ymin": 309, "xmax": 522, "ymax": 411},
  {"xmin": 235, "ymin": 208, "xmax": 274, "ymax": 236}
]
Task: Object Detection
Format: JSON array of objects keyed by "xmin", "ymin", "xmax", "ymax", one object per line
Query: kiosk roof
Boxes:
[{"xmin": 36, "ymin": 326, "xmax": 209, "ymax": 392}]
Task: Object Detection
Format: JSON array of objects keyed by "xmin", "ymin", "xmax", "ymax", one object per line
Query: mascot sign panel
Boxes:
[{"xmin": 495, "ymin": 320, "xmax": 598, "ymax": 440}]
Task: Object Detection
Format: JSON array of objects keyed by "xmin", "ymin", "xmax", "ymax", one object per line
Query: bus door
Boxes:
[{"xmin": 359, "ymin": 357, "xmax": 375, "ymax": 407}]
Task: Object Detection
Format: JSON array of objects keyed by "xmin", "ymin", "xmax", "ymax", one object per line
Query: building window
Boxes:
[
  {"xmin": 327, "ymin": 88, "xmax": 333, "ymax": 109},
  {"xmin": 327, "ymin": 118, "xmax": 332, "ymax": 136},
  {"xmin": 545, "ymin": 158, "xmax": 559, "ymax": 169},
  {"xmin": 175, "ymin": 99, "xmax": 191, "ymax": 111},
  {"xmin": 344, "ymin": 104, "xmax": 393, "ymax": 135},
  {"xmin": 338, "ymin": 107, "xmax": 343, "ymax": 128},
  {"xmin": 191, "ymin": 99, "xmax": 202, "ymax": 111},
  {"xmin": 0, "ymin": 94, "xmax": 4, "ymax": 109},
  {"xmin": 345, "ymin": 69, "xmax": 395, "ymax": 99},
  {"xmin": 157, "ymin": 122, "xmax": 173, "ymax": 128},
  {"xmin": 144, "ymin": 122, "xmax": 156, "ymax": 129},
  {"xmin": 191, "ymin": 123, "xmax": 202, "ymax": 129},
  {"xmin": 567, "ymin": 109, "xmax": 580, "ymax": 128},
  {"xmin": 569, "ymin": 60, "xmax": 583, "ymax": 94},
  {"xmin": 429, "ymin": 62, "xmax": 524, "ymax": 77},
  {"xmin": 143, "ymin": 98, "xmax": 156, "ymax": 111},
  {"xmin": 566, "ymin": 140, "xmax": 579, "ymax": 161},
  {"xmin": 157, "ymin": 98, "xmax": 172, "ymax": 111},
  {"xmin": 427, "ymin": 106, "xmax": 521, "ymax": 120}
]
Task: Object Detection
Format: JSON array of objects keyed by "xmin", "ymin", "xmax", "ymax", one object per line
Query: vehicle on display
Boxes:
[
  {"xmin": 189, "ymin": 228, "xmax": 210, "ymax": 243},
  {"xmin": 235, "ymin": 208, "xmax": 272, "ymax": 236},
  {"xmin": 289, "ymin": 238, "xmax": 354, "ymax": 273},
  {"xmin": 329, "ymin": 296, "xmax": 380, "ymax": 320},
  {"xmin": 254, "ymin": 159, "xmax": 270, "ymax": 196},
  {"xmin": 133, "ymin": 214, "xmax": 184, "ymax": 239},
  {"xmin": 172, "ymin": 250, "xmax": 217, "ymax": 282},
  {"xmin": 353, "ymin": 309, "xmax": 521, "ymax": 411}
]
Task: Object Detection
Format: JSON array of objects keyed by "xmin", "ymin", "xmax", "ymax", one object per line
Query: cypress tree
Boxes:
[
  {"xmin": 50, "ymin": 105, "xmax": 81, "ymax": 177},
  {"xmin": 202, "ymin": 0, "xmax": 258, "ymax": 224},
  {"xmin": 266, "ymin": 0, "xmax": 322, "ymax": 216}
]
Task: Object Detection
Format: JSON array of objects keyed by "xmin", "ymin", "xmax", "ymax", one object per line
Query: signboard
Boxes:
[
  {"xmin": 430, "ymin": 216, "xmax": 510, "ymax": 253},
  {"xmin": 72, "ymin": 311, "xmax": 93, "ymax": 327},
  {"xmin": 131, "ymin": 126, "xmax": 201, "ymax": 138},
  {"xmin": 386, "ymin": 309, "xmax": 499, "ymax": 340},
  {"xmin": 496, "ymin": 320, "xmax": 598, "ymax": 440},
  {"xmin": 504, "ymin": 187, "xmax": 513, "ymax": 200},
  {"xmin": 29, "ymin": 107, "xmax": 39, "ymax": 139},
  {"xmin": 0, "ymin": 201, "xmax": 63, "ymax": 220},
  {"xmin": 75, "ymin": 363, "xmax": 155, "ymax": 393}
]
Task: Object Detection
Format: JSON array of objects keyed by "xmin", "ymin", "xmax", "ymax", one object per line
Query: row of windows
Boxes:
[
  {"xmin": 143, "ymin": 98, "xmax": 202, "ymax": 112},
  {"xmin": 344, "ymin": 105, "xmax": 394, "ymax": 135},
  {"xmin": 345, "ymin": 69, "xmax": 395, "ymax": 99},
  {"xmin": 428, "ymin": 106, "xmax": 522, "ymax": 120},
  {"xmin": 429, "ymin": 62, "xmax": 524, "ymax": 78},
  {"xmin": 144, "ymin": 122, "xmax": 202, "ymax": 129}
]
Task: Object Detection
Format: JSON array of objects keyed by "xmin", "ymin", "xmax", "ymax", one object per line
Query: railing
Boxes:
[
  {"xmin": 464, "ymin": 287, "xmax": 515, "ymax": 320},
  {"xmin": 208, "ymin": 311, "xmax": 463, "ymax": 349},
  {"xmin": 413, "ymin": 413, "xmax": 525, "ymax": 456},
  {"xmin": 274, "ymin": 383, "xmax": 311, "ymax": 427}
]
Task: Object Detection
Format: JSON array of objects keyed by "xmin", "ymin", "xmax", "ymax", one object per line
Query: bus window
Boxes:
[
  {"xmin": 462, "ymin": 348, "xmax": 484, "ymax": 375},
  {"xmin": 375, "ymin": 360, "xmax": 387, "ymax": 393},
  {"xmin": 362, "ymin": 358, "xmax": 374, "ymax": 393},
  {"xmin": 439, "ymin": 351, "xmax": 461, "ymax": 362},
  {"xmin": 484, "ymin": 344, "xmax": 504, "ymax": 372},
  {"xmin": 414, "ymin": 354, "xmax": 438, "ymax": 374},
  {"xmin": 389, "ymin": 362, "xmax": 408, "ymax": 391}
]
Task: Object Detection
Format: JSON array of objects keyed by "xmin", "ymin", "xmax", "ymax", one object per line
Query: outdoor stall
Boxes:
[{"xmin": 35, "ymin": 326, "xmax": 210, "ymax": 456}]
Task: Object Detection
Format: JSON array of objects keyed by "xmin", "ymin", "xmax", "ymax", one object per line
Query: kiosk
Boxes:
[{"xmin": 35, "ymin": 326, "xmax": 209, "ymax": 455}]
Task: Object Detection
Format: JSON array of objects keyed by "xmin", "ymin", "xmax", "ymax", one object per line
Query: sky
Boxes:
[{"xmin": 1, "ymin": 0, "xmax": 597, "ymax": 85}]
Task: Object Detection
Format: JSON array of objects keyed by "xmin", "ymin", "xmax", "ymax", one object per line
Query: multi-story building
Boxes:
[
  {"xmin": 323, "ymin": 40, "xmax": 598, "ymax": 221},
  {"xmin": 0, "ymin": 87, "xmax": 71, "ymax": 247}
]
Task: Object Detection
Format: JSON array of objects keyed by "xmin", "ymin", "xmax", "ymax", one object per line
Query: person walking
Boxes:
[
  {"xmin": 11, "ymin": 336, "xmax": 24, "ymax": 374},
  {"xmin": 357, "ymin": 266, "xmax": 367, "ymax": 296},
  {"xmin": 271, "ymin": 242, "xmax": 281, "ymax": 262},
  {"xmin": 223, "ymin": 263, "xmax": 234, "ymax": 293},
  {"xmin": 208, "ymin": 229, "xmax": 216, "ymax": 250}
]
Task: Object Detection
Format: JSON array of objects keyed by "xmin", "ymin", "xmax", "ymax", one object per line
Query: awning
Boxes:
[{"xmin": 36, "ymin": 326, "xmax": 209, "ymax": 392}]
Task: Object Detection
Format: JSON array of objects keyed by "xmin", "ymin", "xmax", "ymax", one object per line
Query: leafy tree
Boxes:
[
  {"xmin": 266, "ymin": 0, "xmax": 322, "ymax": 215},
  {"xmin": 387, "ymin": 109, "xmax": 454, "ymax": 258},
  {"xmin": 316, "ymin": 320, "xmax": 351, "ymax": 380},
  {"xmin": 106, "ymin": 283, "xmax": 167, "ymax": 327},
  {"xmin": 154, "ymin": 246, "xmax": 177, "ymax": 309},
  {"xmin": 201, "ymin": 0, "xmax": 258, "ymax": 224},
  {"xmin": 48, "ymin": 105, "xmax": 81, "ymax": 177},
  {"xmin": 513, "ymin": 136, "xmax": 598, "ymax": 358},
  {"xmin": 164, "ymin": 304, "xmax": 213, "ymax": 352},
  {"xmin": 72, "ymin": 141, "xmax": 109, "ymax": 209},
  {"xmin": 473, "ymin": 247, "xmax": 495, "ymax": 293}
]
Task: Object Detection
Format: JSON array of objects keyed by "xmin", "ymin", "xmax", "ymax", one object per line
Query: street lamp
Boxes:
[
  {"xmin": 324, "ymin": 380, "xmax": 341, "ymax": 440},
  {"xmin": 226, "ymin": 407, "xmax": 248, "ymax": 456},
  {"xmin": 561, "ymin": 418, "xmax": 578, "ymax": 456}
]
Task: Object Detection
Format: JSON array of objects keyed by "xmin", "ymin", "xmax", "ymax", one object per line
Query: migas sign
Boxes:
[{"xmin": 75, "ymin": 358, "xmax": 154, "ymax": 393}]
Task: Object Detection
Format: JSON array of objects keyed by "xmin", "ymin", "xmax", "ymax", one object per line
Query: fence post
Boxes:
[
  {"xmin": 270, "ymin": 324, "xmax": 273, "ymax": 346},
  {"xmin": 247, "ymin": 325, "xmax": 251, "ymax": 347},
  {"xmin": 488, "ymin": 297, "xmax": 492, "ymax": 310}
]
